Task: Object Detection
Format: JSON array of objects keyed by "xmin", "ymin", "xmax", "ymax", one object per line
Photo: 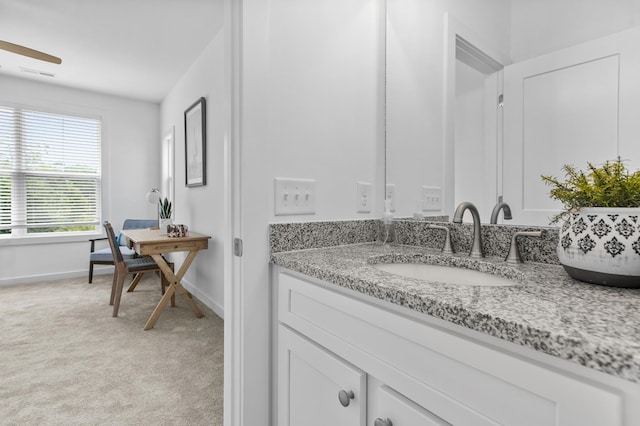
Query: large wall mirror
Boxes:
[{"xmin": 386, "ymin": 0, "xmax": 640, "ymax": 226}]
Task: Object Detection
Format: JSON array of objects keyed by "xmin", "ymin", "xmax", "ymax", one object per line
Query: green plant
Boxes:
[
  {"xmin": 158, "ymin": 197, "xmax": 172, "ymax": 219},
  {"xmin": 541, "ymin": 157, "xmax": 640, "ymax": 223}
]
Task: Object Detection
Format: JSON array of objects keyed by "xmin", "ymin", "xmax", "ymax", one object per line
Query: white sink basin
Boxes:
[{"xmin": 373, "ymin": 263, "xmax": 518, "ymax": 287}]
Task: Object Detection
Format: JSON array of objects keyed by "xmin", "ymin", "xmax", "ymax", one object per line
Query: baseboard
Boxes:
[
  {"xmin": 0, "ymin": 269, "xmax": 92, "ymax": 286},
  {"xmin": 180, "ymin": 278, "xmax": 225, "ymax": 320}
]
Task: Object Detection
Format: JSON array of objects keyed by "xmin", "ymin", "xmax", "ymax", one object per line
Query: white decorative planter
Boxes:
[
  {"xmin": 557, "ymin": 207, "xmax": 640, "ymax": 287},
  {"xmin": 159, "ymin": 218, "xmax": 173, "ymax": 236}
]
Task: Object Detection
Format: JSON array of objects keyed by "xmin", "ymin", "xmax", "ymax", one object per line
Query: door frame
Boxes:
[
  {"xmin": 443, "ymin": 13, "xmax": 507, "ymax": 219},
  {"xmin": 224, "ymin": 0, "xmax": 273, "ymax": 425},
  {"xmin": 223, "ymin": 0, "xmax": 242, "ymax": 424}
]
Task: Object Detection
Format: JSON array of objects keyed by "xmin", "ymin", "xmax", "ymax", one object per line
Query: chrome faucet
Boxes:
[
  {"xmin": 452, "ymin": 202, "xmax": 484, "ymax": 258},
  {"xmin": 490, "ymin": 202, "xmax": 513, "ymax": 224}
]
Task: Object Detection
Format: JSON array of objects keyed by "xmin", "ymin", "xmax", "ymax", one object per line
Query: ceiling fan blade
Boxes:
[{"xmin": 0, "ymin": 40, "xmax": 62, "ymax": 64}]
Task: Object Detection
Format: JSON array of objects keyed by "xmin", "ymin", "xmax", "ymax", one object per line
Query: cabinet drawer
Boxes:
[
  {"xmin": 368, "ymin": 377, "xmax": 451, "ymax": 426},
  {"xmin": 277, "ymin": 269, "xmax": 626, "ymax": 426}
]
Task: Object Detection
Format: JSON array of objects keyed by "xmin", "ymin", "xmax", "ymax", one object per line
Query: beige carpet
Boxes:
[{"xmin": 0, "ymin": 273, "xmax": 223, "ymax": 426}]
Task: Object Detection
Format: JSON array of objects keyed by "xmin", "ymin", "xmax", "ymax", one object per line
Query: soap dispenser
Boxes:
[
  {"xmin": 413, "ymin": 200, "xmax": 424, "ymax": 219},
  {"xmin": 381, "ymin": 199, "xmax": 395, "ymax": 244}
]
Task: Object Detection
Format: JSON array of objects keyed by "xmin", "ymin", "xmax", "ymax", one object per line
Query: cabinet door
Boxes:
[
  {"xmin": 368, "ymin": 378, "xmax": 451, "ymax": 426},
  {"xmin": 278, "ymin": 325, "xmax": 366, "ymax": 426}
]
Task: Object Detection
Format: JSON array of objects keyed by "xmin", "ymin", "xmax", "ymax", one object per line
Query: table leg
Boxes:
[
  {"xmin": 144, "ymin": 252, "xmax": 204, "ymax": 330},
  {"xmin": 174, "ymin": 282, "xmax": 205, "ymax": 318},
  {"xmin": 144, "ymin": 284, "xmax": 176, "ymax": 330}
]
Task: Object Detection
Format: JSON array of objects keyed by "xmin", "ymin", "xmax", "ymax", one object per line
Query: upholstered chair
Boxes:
[{"xmin": 88, "ymin": 219, "xmax": 158, "ymax": 282}]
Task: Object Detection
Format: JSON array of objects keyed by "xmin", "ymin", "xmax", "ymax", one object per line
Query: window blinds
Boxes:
[{"xmin": 0, "ymin": 105, "xmax": 101, "ymax": 234}]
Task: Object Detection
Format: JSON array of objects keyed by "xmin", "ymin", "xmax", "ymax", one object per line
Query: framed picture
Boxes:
[{"xmin": 184, "ymin": 97, "xmax": 206, "ymax": 187}]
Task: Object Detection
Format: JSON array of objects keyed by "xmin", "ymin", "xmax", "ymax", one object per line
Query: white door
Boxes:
[
  {"xmin": 502, "ymin": 27, "xmax": 640, "ymax": 226},
  {"xmin": 278, "ymin": 326, "xmax": 366, "ymax": 426},
  {"xmin": 455, "ymin": 60, "xmax": 501, "ymax": 223}
]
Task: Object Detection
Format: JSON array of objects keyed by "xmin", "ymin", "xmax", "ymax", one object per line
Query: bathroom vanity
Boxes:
[{"xmin": 271, "ymin": 243, "xmax": 640, "ymax": 426}]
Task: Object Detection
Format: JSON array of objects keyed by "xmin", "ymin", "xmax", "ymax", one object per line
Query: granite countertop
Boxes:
[{"xmin": 271, "ymin": 243, "xmax": 640, "ymax": 383}]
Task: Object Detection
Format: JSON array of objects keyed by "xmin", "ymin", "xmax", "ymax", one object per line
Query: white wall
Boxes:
[
  {"xmin": 510, "ymin": 0, "xmax": 640, "ymax": 63},
  {"xmin": 267, "ymin": 0, "xmax": 384, "ymax": 222},
  {"xmin": 0, "ymin": 75, "xmax": 160, "ymax": 285},
  {"xmin": 233, "ymin": 0, "xmax": 384, "ymax": 423},
  {"xmin": 160, "ymin": 25, "xmax": 225, "ymax": 317}
]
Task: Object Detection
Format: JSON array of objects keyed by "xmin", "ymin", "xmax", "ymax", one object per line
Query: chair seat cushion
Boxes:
[
  {"xmin": 124, "ymin": 256, "xmax": 160, "ymax": 271},
  {"xmin": 90, "ymin": 246, "xmax": 136, "ymax": 262}
]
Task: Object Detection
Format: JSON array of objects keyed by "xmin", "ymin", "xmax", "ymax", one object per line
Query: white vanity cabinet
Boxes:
[{"xmin": 273, "ymin": 266, "xmax": 640, "ymax": 426}]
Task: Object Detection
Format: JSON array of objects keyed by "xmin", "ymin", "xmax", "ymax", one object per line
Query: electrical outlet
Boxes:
[
  {"xmin": 422, "ymin": 186, "xmax": 442, "ymax": 211},
  {"xmin": 385, "ymin": 183, "xmax": 396, "ymax": 212},
  {"xmin": 356, "ymin": 182, "xmax": 372, "ymax": 213},
  {"xmin": 274, "ymin": 178, "xmax": 316, "ymax": 215}
]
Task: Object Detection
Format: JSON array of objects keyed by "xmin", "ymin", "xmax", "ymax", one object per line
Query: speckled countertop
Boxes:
[{"xmin": 271, "ymin": 243, "xmax": 640, "ymax": 383}]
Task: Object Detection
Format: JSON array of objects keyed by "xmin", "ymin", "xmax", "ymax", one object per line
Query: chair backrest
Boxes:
[
  {"xmin": 116, "ymin": 219, "xmax": 158, "ymax": 245},
  {"xmin": 122, "ymin": 219, "xmax": 158, "ymax": 230},
  {"xmin": 104, "ymin": 222, "xmax": 125, "ymax": 264}
]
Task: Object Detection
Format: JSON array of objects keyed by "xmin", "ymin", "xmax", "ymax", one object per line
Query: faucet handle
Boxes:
[
  {"xmin": 506, "ymin": 231, "xmax": 543, "ymax": 264},
  {"xmin": 427, "ymin": 224, "xmax": 454, "ymax": 255}
]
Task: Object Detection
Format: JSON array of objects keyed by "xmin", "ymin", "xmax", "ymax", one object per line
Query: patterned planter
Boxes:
[{"xmin": 557, "ymin": 207, "xmax": 640, "ymax": 287}]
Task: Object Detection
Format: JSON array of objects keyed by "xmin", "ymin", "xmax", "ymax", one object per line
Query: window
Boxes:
[{"xmin": 0, "ymin": 104, "xmax": 101, "ymax": 237}]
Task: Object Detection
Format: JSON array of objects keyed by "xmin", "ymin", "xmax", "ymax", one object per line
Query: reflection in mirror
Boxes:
[
  {"xmin": 454, "ymin": 36, "xmax": 502, "ymax": 224},
  {"xmin": 386, "ymin": 0, "xmax": 640, "ymax": 226}
]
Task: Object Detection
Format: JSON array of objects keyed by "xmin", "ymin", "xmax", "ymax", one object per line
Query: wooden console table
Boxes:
[{"xmin": 121, "ymin": 228, "xmax": 211, "ymax": 330}]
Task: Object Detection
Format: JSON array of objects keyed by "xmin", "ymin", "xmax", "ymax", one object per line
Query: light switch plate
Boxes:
[
  {"xmin": 422, "ymin": 186, "xmax": 442, "ymax": 211},
  {"xmin": 274, "ymin": 178, "xmax": 316, "ymax": 215}
]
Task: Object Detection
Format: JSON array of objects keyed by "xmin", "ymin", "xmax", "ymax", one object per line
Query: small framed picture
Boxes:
[{"xmin": 184, "ymin": 97, "xmax": 206, "ymax": 187}]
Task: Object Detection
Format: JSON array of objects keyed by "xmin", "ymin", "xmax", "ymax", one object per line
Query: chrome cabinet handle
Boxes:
[
  {"xmin": 374, "ymin": 418, "xmax": 393, "ymax": 426},
  {"xmin": 338, "ymin": 389, "xmax": 354, "ymax": 407}
]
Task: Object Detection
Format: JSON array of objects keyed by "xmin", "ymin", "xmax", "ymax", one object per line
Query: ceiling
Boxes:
[{"xmin": 0, "ymin": 0, "xmax": 220, "ymax": 103}]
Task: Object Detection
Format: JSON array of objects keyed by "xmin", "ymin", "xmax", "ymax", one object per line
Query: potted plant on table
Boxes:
[
  {"xmin": 541, "ymin": 158, "xmax": 640, "ymax": 287},
  {"xmin": 158, "ymin": 197, "xmax": 173, "ymax": 236}
]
